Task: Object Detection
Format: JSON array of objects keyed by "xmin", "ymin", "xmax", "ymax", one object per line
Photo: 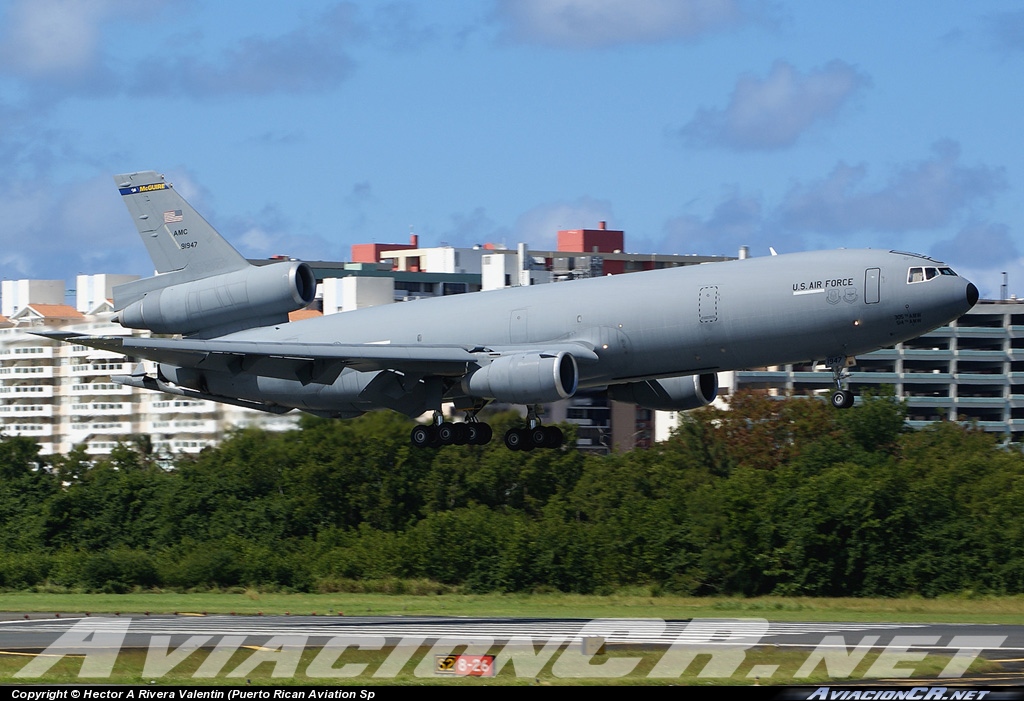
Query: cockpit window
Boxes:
[{"xmin": 908, "ymin": 266, "xmax": 943, "ymax": 283}]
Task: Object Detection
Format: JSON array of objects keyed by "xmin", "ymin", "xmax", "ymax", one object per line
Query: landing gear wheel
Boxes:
[
  {"xmin": 831, "ymin": 389, "xmax": 855, "ymax": 410},
  {"xmin": 467, "ymin": 422, "xmax": 493, "ymax": 445},
  {"xmin": 544, "ymin": 426, "xmax": 564, "ymax": 448},
  {"xmin": 410, "ymin": 425, "xmax": 436, "ymax": 448},
  {"xmin": 504, "ymin": 427, "xmax": 530, "ymax": 451},
  {"xmin": 437, "ymin": 422, "xmax": 458, "ymax": 445},
  {"xmin": 529, "ymin": 427, "xmax": 548, "ymax": 448},
  {"xmin": 451, "ymin": 423, "xmax": 470, "ymax": 445}
]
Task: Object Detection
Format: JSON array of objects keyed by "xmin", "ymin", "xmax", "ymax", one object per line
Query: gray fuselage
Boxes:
[{"xmin": 200, "ymin": 248, "xmax": 975, "ymax": 415}]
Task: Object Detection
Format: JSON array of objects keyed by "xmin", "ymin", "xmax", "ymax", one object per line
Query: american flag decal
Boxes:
[{"xmin": 163, "ymin": 210, "xmax": 184, "ymax": 224}]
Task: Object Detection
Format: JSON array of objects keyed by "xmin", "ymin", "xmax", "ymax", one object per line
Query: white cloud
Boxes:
[
  {"xmin": 437, "ymin": 207, "xmax": 511, "ymax": 249},
  {"xmin": 778, "ymin": 141, "xmax": 1006, "ymax": 234},
  {"xmin": 659, "ymin": 191, "xmax": 776, "ymax": 258},
  {"xmin": 0, "ymin": 1, "xmax": 359, "ymax": 99},
  {"xmin": 0, "ymin": 173, "xmax": 148, "ymax": 283},
  {"xmin": 224, "ymin": 204, "xmax": 337, "ymax": 262},
  {"xmin": 512, "ymin": 197, "xmax": 616, "ymax": 249},
  {"xmin": 951, "ymin": 260, "xmax": 1024, "ymax": 301},
  {"xmin": 129, "ymin": 19, "xmax": 358, "ymax": 98},
  {"xmin": 930, "ymin": 222, "xmax": 1017, "ymax": 270},
  {"xmin": 0, "ymin": 0, "xmax": 115, "ymax": 77},
  {"xmin": 494, "ymin": 0, "xmax": 744, "ymax": 49},
  {"xmin": 680, "ymin": 60, "xmax": 869, "ymax": 150}
]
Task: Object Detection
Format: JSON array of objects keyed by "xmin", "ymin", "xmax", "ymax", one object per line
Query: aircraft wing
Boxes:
[{"xmin": 38, "ymin": 333, "xmax": 599, "ymax": 386}]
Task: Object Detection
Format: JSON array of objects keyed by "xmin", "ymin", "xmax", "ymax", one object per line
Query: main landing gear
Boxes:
[
  {"xmin": 409, "ymin": 406, "xmax": 566, "ymax": 450},
  {"xmin": 827, "ymin": 356, "xmax": 855, "ymax": 409},
  {"xmin": 503, "ymin": 425, "xmax": 564, "ymax": 451},
  {"xmin": 410, "ymin": 411, "xmax": 493, "ymax": 448},
  {"xmin": 503, "ymin": 405, "xmax": 564, "ymax": 451}
]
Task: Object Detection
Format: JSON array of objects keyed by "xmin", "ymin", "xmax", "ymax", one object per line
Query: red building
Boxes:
[{"xmin": 351, "ymin": 235, "xmax": 420, "ymax": 269}]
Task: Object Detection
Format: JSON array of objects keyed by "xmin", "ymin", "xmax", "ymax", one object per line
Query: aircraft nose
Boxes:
[{"xmin": 966, "ymin": 282, "xmax": 979, "ymax": 308}]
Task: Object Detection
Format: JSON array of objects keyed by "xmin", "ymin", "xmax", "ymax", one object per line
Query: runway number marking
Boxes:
[{"xmin": 435, "ymin": 654, "xmax": 495, "ymax": 676}]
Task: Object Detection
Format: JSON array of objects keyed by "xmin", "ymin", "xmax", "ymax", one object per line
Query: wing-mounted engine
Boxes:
[
  {"xmin": 462, "ymin": 351, "xmax": 578, "ymax": 404},
  {"xmin": 608, "ymin": 373, "xmax": 718, "ymax": 411},
  {"xmin": 114, "ymin": 262, "xmax": 316, "ymax": 336}
]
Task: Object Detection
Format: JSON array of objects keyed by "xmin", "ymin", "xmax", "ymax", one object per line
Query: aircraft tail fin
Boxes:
[{"xmin": 115, "ymin": 171, "xmax": 250, "ymax": 279}]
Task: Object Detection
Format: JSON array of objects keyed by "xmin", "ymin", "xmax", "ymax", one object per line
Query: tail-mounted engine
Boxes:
[{"xmin": 115, "ymin": 262, "xmax": 316, "ymax": 335}]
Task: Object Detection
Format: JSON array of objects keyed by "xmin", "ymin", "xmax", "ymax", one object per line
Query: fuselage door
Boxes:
[
  {"xmin": 865, "ymin": 268, "xmax": 880, "ymax": 304},
  {"xmin": 510, "ymin": 308, "xmax": 528, "ymax": 343},
  {"xmin": 699, "ymin": 286, "xmax": 719, "ymax": 323}
]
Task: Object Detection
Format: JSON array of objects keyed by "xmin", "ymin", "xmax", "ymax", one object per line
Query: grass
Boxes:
[{"xmin": 4, "ymin": 590, "xmax": 1024, "ymax": 623}]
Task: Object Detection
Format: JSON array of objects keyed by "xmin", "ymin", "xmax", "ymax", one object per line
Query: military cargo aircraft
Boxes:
[{"xmin": 47, "ymin": 171, "xmax": 979, "ymax": 450}]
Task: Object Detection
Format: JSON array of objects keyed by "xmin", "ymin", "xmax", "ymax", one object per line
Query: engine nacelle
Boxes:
[
  {"xmin": 608, "ymin": 373, "xmax": 718, "ymax": 411},
  {"xmin": 117, "ymin": 262, "xmax": 316, "ymax": 335},
  {"xmin": 463, "ymin": 351, "xmax": 578, "ymax": 404}
]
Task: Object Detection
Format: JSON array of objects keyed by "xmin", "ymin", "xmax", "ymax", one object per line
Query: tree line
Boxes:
[{"xmin": 2, "ymin": 390, "xmax": 1022, "ymax": 597}]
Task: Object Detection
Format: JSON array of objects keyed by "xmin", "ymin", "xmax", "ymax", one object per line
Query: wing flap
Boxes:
[{"xmin": 53, "ymin": 335, "xmax": 599, "ymax": 386}]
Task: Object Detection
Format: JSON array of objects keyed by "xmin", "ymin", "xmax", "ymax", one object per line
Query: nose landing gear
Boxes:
[{"xmin": 827, "ymin": 356, "xmax": 856, "ymax": 409}]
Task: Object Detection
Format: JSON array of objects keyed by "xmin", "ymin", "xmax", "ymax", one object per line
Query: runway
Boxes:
[
  {"xmin": 0, "ymin": 613, "xmax": 1018, "ymax": 651},
  {"xmin": 3, "ymin": 614, "xmax": 1022, "ymax": 682}
]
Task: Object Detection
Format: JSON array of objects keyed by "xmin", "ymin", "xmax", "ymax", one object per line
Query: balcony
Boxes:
[
  {"xmin": 954, "ymin": 326, "xmax": 1006, "ymax": 338},
  {"xmin": 849, "ymin": 372, "xmax": 901, "ymax": 383},
  {"xmin": 737, "ymin": 371, "xmax": 791, "ymax": 381},
  {"xmin": 904, "ymin": 397, "xmax": 954, "ymax": 408},
  {"xmin": 953, "ymin": 350, "xmax": 1007, "ymax": 360},
  {"xmin": 0, "ymin": 346, "xmax": 55, "ymax": 359},
  {"xmin": 149, "ymin": 400, "xmax": 218, "ymax": 415},
  {"xmin": 70, "ymin": 383, "xmax": 133, "ymax": 396},
  {"xmin": 0, "ymin": 366, "xmax": 55, "ymax": 378},
  {"xmin": 953, "ymin": 395, "xmax": 1004, "ymax": 406},
  {"xmin": 0, "ymin": 404, "xmax": 54, "ymax": 417},
  {"xmin": 141, "ymin": 419, "xmax": 219, "ymax": 434},
  {"xmin": 902, "ymin": 349, "xmax": 954, "ymax": 360},
  {"xmin": 903, "ymin": 373, "xmax": 954, "ymax": 382},
  {"xmin": 0, "ymin": 385, "xmax": 55, "ymax": 397},
  {"xmin": 70, "ymin": 403, "xmax": 129, "ymax": 416},
  {"xmin": 4, "ymin": 424, "xmax": 54, "ymax": 436},
  {"xmin": 154, "ymin": 439, "xmax": 215, "ymax": 454},
  {"xmin": 69, "ymin": 421, "xmax": 131, "ymax": 432},
  {"xmin": 69, "ymin": 362, "xmax": 129, "ymax": 377},
  {"xmin": 955, "ymin": 374, "xmax": 1009, "ymax": 385}
]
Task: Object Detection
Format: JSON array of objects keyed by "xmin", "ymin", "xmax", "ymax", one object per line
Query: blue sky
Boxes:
[{"xmin": 0, "ymin": 0, "xmax": 1022, "ymax": 298}]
